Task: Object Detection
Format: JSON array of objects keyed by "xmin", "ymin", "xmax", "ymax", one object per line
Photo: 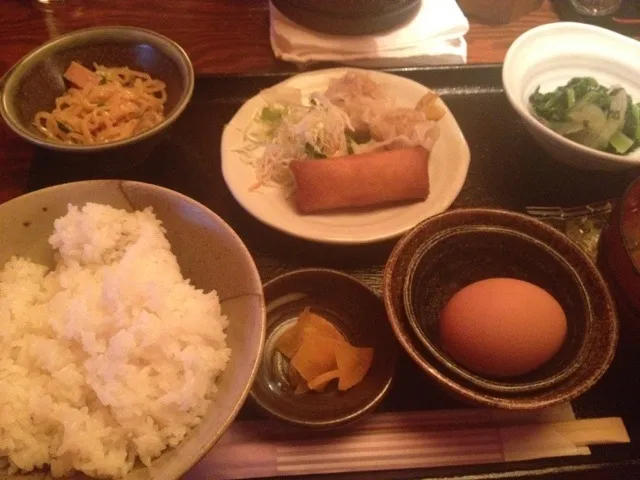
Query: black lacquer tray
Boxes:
[{"xmin": 27, "ymin": 64, "xmax": 640, "ymax": 480}]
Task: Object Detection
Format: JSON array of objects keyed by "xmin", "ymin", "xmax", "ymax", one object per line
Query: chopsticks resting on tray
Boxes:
[
  {"xmin": 526, "ymin": 200, "xmax": 615, "ymax": 220},
  {"xmin": 525, "ymin": 200, "xmax": 615, "ymax": 262},
  {"xmin": 185, "ymin": 405, "xmax": 630, "ymax": 480}
]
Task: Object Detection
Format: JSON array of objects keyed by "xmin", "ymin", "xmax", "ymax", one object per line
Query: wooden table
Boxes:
[{"xmin": 0, "ymin": 0, "xmax": 559, "ymax": 204}]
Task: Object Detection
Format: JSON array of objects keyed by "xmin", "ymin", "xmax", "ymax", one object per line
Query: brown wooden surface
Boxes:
[{"xmin": 0, "ymin": 0, "xmax": 560, "ymax": 203}]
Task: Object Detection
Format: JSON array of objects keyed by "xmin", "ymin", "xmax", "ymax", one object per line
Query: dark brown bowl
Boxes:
[
  {"xmin": 0, "ymin": 26, "xmax": 194, "ymax": 170},
  {"xmin": 402, "ymin": 224, "xmax": 590, "ymax": 394},
  {"xmin": 250, "ymin": 268, "xmax": 398, "ymax": 428},
  {"xmin": 384, "ymin": 208, "xmax": 619, "ymax": 410}
]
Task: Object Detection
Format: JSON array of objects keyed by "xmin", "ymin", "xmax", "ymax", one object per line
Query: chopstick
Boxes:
[
  {"xmin": 540, "ymin": 417, "xmax": 630, "ymax": 446},
  {"xmin": 277, "ymin": 419, "xmax": 628, "ymax": 475},
  {"xmin": 501, "ymin": 417, "xmax": 629, "ymax": 463},
  {"xmin": 187, "ymin": 407, "xmax": 630, "ymax": 480},
  {"xmin": 526, "ymin": 200, "xmax": 615, "ymax": 220}
]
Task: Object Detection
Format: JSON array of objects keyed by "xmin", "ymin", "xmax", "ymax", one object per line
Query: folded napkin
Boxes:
[{"xmin": 270, "ymin": 0, "xmax": 470, "ymax": 67}]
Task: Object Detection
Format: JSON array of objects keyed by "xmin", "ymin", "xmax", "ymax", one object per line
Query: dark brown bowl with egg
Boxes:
[
  {"xmin": 383, "ymin": 208, "xmax": 619, "ymax": 410},
  {"xmin": 402, "ymin": 222, "xmax": 590, "ymax": 395},
  {"xmin": 0, "ymin": 26, "xmax": 194, "ymax": 171}
]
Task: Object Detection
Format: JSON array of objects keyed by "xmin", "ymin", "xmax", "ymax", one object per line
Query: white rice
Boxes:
[{"xmin": 0, "ymin": 203, "xmax": 231, "ymax": 478}]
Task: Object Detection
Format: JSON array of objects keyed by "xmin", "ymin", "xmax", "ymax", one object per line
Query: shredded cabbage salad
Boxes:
[{"xmin": 235, "ymin": 71, "xmax": 443, "ymax": 193}]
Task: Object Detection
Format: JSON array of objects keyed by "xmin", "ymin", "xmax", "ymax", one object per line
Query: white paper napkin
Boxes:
[{"xmin": 270, "ymin": 0, "xmax": 470, "ymax": 67}]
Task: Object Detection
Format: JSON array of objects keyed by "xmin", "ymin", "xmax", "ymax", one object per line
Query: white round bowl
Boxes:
[
  {"xmin": 0, "ymin": 181, "xmax": 266, "ymax": 480},
  {"xmin": 503, "ymin": 22, "xmax": 640, "ymax": 171}
]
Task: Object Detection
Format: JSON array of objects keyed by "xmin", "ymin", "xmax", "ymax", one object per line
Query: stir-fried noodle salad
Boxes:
[
  {"xmin": 34, "ymin": 62, "xmax": 167, "ymax": 145},
  {"xmin": 236, "ymin": 71, "xmax": 444, "ymax": 193}
]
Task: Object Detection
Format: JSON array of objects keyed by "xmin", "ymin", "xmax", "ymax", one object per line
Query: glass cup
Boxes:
[
  {"xmin": 570, "ymin": 0, "xmax": 622, "ymax": 16},
  {"xmin": 32, "ymin": 0, "xmax": 65, "ymax": 38}
]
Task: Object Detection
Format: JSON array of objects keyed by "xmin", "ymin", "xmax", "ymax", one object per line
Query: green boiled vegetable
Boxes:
[{"xmin": 529, "ymin": 77, "xmax": 640, "ymax": 155}]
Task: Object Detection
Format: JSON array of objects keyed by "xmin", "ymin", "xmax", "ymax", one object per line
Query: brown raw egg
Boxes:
[{"xmin": 439, "ymin": 278, "xmax": 567, "ymax": 378}]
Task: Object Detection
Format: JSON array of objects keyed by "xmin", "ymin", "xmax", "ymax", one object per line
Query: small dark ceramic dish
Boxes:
[
  {"xmin": 384, "ymin": 208, "xmax": 619, "ymax": 410},
  {"xmin": 402, "ymin": 224, "xmax": 590, "ymax": 394},
  {"xmin": 250, "ymin": 268, "xmax": 398, "ymax": 428},
  {"xmin": 271, "ymin": 0, "xmax": 422, "ymax": 36},
  {"xmin": 0, "ymin": 26, "xmax": 194, "ymax": 170}
]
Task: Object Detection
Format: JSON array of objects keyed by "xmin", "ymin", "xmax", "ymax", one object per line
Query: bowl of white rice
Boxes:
[{"xmin": 0, "ymin": 180, "xmax": 265, "ymax": 480}]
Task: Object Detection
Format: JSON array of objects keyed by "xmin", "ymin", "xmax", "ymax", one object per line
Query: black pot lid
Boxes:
[{"xmin": 272, "ymin": 0, "xmax": 423, "ymax": 36}]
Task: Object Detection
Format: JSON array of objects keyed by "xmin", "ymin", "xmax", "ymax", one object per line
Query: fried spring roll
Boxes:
[{"xmin": 290, "ymin": 146, "xmax": 430, "ymax": 214}]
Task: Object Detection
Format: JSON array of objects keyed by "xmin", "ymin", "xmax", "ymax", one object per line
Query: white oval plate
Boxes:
[{"xmin": 221, "ymin": 68, "xmax": 470, "ymax": 244}]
